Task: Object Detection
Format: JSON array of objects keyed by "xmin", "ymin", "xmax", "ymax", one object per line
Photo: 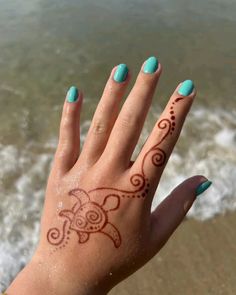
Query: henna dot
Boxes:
[
  {"xmin": 172, "ymin": 122, "xmax": 176, "ymax": 126},
  {"xmin": 147, "ymin": 183, "xmax": 150, "ymax": 187},
  {"xmin": 67, "ymin": 231, "xmax": 71, "ymax": 235},
  {"xmin": 171, "ymin": 116, "xmax": 175, "ymax": 120},
  {"xmin": 170, "ymin": 132, "xmax": 173, "ymax": 135},
  {"xmin": 172, "ymin": 127, "xmax": 175, "ymax": 131},
  {"xmin": 170, "ymin": 111, "xmax": 174, "ymax": 114},
  {"xmin": 145, "ymin": 189, "xmax": 149, "ymax": 193},
  {"xmin": 90, "ymin": 226, "xmax": 93, "ymax": 230},
  {"xmin": 171, "ymin": 106, "xmax": 174, "ymax": 109},
  {"xmin": 142, "ymin": 192, "xmax": 146, "ymax": 197},
  {"xmin": 67, "ymin": 237, "xmax": 70, "ymax": 240}
]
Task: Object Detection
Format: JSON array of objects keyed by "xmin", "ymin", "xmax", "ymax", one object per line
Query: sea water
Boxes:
[{"xmin": 0, "ymin": 0, "xmax": 236, "ymax": 290}]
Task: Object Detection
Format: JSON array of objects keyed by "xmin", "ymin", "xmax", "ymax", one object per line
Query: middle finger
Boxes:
[{"xmin": 101, "ymin": 56, "xmax": 162, "ymax": 168}]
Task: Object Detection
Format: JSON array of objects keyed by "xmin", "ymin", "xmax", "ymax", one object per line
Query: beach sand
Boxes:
[{"xmin": 110, "ymin": 212, "xmax": 236, "ymax": 295}]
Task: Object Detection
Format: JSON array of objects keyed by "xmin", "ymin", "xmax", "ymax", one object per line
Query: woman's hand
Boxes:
[{"xmin": 7, "ymin": 56, "xmax": 211, "ymax": 295}]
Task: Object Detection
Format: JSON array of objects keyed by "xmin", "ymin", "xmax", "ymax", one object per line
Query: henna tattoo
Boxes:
[
  {"xmin": 47, "ymin": 220, "xmax": 69, "ymax": 246},
  {"xmin": 88, "ymin": 173, "xmax": 149, "ymax": 199},
  {"xmin": 141, "ymin": 118, "xmax": 171, "ymax": 175},
  {"xmin": 47, "ymin": 96, "xmax": 185, "ymax": 249},
  {"xmin": 47, "ymin": 190, "xmax": 121, "ymax": 250}
]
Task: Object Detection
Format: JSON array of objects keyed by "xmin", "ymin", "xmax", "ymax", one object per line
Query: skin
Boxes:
[{"xmin": 6, "ymin": 60, "xmax": 207, "ymax": 295}]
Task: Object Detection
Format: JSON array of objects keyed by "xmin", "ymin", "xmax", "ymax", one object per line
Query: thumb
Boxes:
[{"xmin": 149, "ymin": 175, "xmax": 212, "ymax": 254}]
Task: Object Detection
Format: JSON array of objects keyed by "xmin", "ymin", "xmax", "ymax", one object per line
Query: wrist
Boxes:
[
  {"xmin": 6, "ymin": 257, "xmax": 53, "ymax": 295},
  {"xmin": 6, "ymin": 253, "xmax": 108, "ymax": 295}
]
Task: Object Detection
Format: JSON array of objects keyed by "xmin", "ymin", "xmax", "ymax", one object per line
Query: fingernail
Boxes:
[
  {"xmin": 178, "ymin": 80, "xmax": 194, "ymax": 96},
  {"xmin": 113, "ymin": 64, "xmax": 129, "ymax": 83},
  {"xmin": 196, "ymin": 180, "xmax": 212, "ymax": 197},
  {"xmin": 143, "ymin": 56, "xmax": 159, "ymax": 74},
  {"xmin": 67, "ymin": 86, "xmax": 79, "ymax": 102}
]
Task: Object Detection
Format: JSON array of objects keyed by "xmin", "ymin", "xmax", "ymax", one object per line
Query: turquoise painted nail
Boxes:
[
  {"xmin": 178, "ymin": 80, "xmax": 194, "ymax": 96},
  {"xmin": 196, "ymin": 180, "xmax": 212, "ymax": 197},
  {"xmin": 143, "ymin": 56, "xmax": 159, "ymax": 74},
  {"xmin": 67, "ymin": 86, "xmax": 79, "ymax": 102},
  {"xmin": 113, "ymin": 64, "xmax": 129, "ymax": 83}
]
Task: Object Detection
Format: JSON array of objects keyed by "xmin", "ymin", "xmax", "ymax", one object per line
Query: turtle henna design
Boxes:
[
  {"xmin": 47, "ymin": 190, "xmax": 121, "ymax": 249},
  {"xmin": 47, "ymin": 96, "xmax": 185, "ymax": 250}
]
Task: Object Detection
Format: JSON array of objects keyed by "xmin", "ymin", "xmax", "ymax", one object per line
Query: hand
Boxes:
[{"xmin": 7, "ymin": 56, "xmax": 211, "ymax": 295}]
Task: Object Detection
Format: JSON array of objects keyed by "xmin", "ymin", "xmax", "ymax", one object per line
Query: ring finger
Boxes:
[{"xmin": 132, "ymin": 80, "xmax": 196, "ymax": 185}]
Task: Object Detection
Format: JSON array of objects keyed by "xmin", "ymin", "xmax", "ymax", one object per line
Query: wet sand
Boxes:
[{"xmin": 111, "ymin": 212, "xmax": 236, "ymax": 295}]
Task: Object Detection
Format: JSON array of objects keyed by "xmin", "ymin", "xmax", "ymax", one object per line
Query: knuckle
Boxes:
[
  {"xmin": 91, "ymin": 118, "xmax": 108, "ymax": 135},
  {"xmin": 61, "ymin": 116, "xmax": 73, "ymax": 129},
  {"xmin": 56, "ymin": 142, "xmax": 71, "ymax": 157},
  {"xmin": 119, "ymin": 112, "xmax": 140, "ymax": 129}
]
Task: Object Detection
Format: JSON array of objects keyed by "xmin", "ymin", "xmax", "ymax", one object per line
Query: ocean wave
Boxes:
[
  {"xmin": 0, "ymin": 145, "xmax": 52, "ymax": 290},
  {"xmin": 151, "ymin": 108, "xmax": 236, "ymax": 220}
]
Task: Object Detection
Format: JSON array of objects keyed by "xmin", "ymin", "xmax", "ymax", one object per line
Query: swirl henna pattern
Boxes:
[{"xmin": 47, "ymin": 96, "xmax": 185, "ymax": 250}]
